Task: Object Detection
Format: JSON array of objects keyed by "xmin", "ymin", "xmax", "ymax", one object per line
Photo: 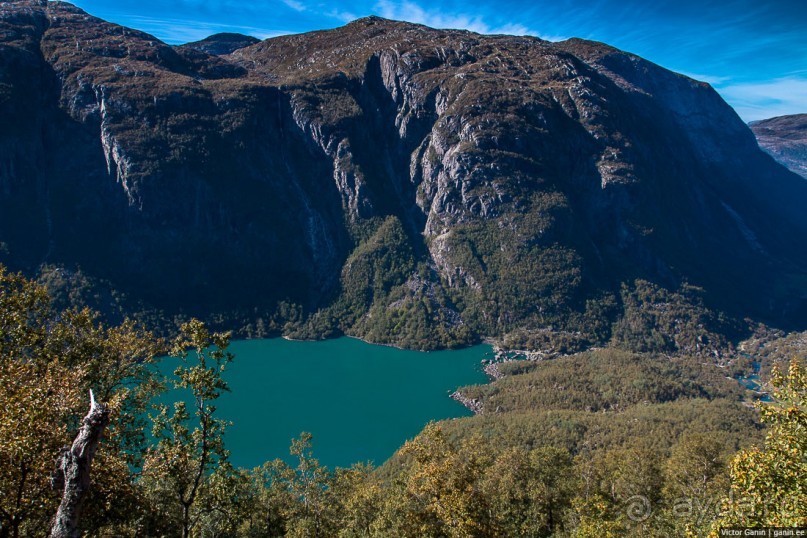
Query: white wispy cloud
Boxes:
[
  {"xmin": 282, "ymin": 0, "xmax": 307, "ymax": 12},
  {"xmin": 716, "ymin": 76, "xmax": 807, "ymax": 121},
  {"xmin": 126, "ymin": 15, "xmax": 289, "ymax": 44},
  {"xmin": 172, "ymin": 0, "xmax": 313, "ymax": 16},
  {"xmin": 174, "ymin": 0, "xmax": 245, "ymax": 11},
  {"xmin": 373, "ymin": 0, "xmax": 563, "ymax": 39},
  {"xmin": 328, "ymin": 9, "xmax": 359, "ymax": 23}
]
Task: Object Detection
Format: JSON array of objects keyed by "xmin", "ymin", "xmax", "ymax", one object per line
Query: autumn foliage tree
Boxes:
[
  {"xmin": 712, "ymin": 359, "xmax": 807, "ymax": 531},
  {"xmin": 141, "ymin": 319, "xmax": 235, "ymax": 538},
  {"xmin": 0, "ymin": 265, "xmax": 160, "ymax": 537},
  {"xmin": 2, "ymin": 262, "xmax": 802, "ymax": 537}
]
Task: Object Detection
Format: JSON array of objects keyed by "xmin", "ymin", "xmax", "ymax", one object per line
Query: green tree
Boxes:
[
  {"xmin": 393, "ymin": 424, "xmax": 492, "ymax": 538},
  {"xmin": 237, "ymin": 460, "xmax": 296, "ymax": 537},
  {"xmin": 331, "ymin": 463, "xmax": 383, "ymax": 537},
  {"xmin": 0, "ymin": 265, "xmax": 160, "ymax": 537},
  {"xmin": 660, "ymin": 434, "xmax": 728, "ymax": 536},
  {"xmin": 285, "ymin": 432, "xmax": 336, "ymax": 538},
  {"xmin": 712, "ymin": 359, "xmax": 807, "ymax": 531},
  {"xmin": 480, "ymin": 445, "xmax": 575, "ymax": 537},
  {"xmin": 141, "ymin": 319, "xmax": 234, "ymax": 538}
]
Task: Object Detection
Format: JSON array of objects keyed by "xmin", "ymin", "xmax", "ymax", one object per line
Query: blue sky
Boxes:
[{"xmin": 66, "ymin": 0, "xmax": 806, "ymax": 121}]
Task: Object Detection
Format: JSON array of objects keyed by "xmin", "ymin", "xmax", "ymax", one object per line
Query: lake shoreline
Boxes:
[
  {"xmin": 281, "ymin": 333, "xmax": 498, "ymax": 420},
  {"xmin": 281, "ymin": 332, "xmax": 499, "ymax": 354},
  {"xmin": 165, "ymin": 337, "xmax": 491, "ymax": 469}
]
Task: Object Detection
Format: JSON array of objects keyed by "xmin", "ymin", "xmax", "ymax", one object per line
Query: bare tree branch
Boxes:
[{"xmin": 50, "ymin": 390, "xmax": 110, "ymax": 538}]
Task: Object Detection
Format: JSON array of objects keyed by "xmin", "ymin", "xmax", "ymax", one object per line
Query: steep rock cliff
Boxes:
[{"xmin": 1, "ymin": 2, "xmax": 806, "ymax": 348}]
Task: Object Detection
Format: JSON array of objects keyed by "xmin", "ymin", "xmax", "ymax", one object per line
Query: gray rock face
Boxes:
[
  {"xmin": 750, "ymin": 114, "xmax": 807, "ymax": 179},
  {"xmin": 1, "ymin": 2, "xmax": 807, "ymax": 343}
]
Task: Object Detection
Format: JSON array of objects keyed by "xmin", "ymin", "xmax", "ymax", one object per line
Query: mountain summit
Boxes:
[
  {"xmin": 750, "ymin": 114, "xmax": 807, "ymax": 179},
  {"xmin": 1, "ymin": 1, "xmax": 806, "ymax": 348}
]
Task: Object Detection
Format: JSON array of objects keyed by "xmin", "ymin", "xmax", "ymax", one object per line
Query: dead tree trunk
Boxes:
[{"xmin": 50, "ymin": 390, "xmax": 109, "ymax": 538}]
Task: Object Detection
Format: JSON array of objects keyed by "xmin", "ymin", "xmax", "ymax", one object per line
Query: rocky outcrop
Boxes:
[
  {"xmin": 1, "ymin": 2, "xmax": 806, "ymax": 347},
  {"xmin": 750, "ymin": 114, "xmax": 807, "ymax": 179},
  {"xmin": 450, "ymin": 390, "xmax": 483, "ymax": 414}
]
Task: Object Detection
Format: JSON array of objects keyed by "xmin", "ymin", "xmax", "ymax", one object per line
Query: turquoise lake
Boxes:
[{"xmin": 158, "ymin": 337, "xmax": 491, "ymax": 469}]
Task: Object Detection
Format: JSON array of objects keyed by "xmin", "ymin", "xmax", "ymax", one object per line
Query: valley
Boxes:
[{"xmin": 0, "ymin": 1, "xmax": 805, "ymax": 535}]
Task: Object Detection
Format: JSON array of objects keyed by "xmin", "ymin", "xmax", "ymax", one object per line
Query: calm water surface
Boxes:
[{"xmin": 159, "ymin": 337, "xmax": 491, "ymax": 469}]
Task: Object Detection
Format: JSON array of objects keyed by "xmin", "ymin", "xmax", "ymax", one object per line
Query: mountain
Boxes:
[
  {"xmin": 1, "ymin": 0, "xmax": 807, "ymax": 349},
  {"xmin": 750, "ymin": 114, "xmax": 807, "ymax": 179},
  {"xmin": 181, "ymin": 33, "xmax": 261, "ymax": 56}
]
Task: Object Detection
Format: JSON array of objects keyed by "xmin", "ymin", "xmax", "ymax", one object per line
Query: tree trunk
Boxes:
[
  {"xmin": 50, "ymin": 390, "xmax": 110, "ymax": 538},
  {"xmin": 181, "ymin": 503, "xmax": 191, "ymax": 538}
]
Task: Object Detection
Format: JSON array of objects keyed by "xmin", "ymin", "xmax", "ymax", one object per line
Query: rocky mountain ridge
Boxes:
[
  {"xmin": 1, "ymin": 1, "xmax": 806, "ymax": 349},
  {"xmin": 750, "ymin": 114, "xmax": 807, "ymax": 178}
]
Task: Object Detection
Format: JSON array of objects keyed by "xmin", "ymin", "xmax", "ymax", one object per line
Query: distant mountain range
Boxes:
[
  {"xmin": 750, "ymin": 114, "xmax": 807, "ymax": 179},
  {"xmin": 1, "ymin": 0, "xmax": 806, "ymax": 349}
]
